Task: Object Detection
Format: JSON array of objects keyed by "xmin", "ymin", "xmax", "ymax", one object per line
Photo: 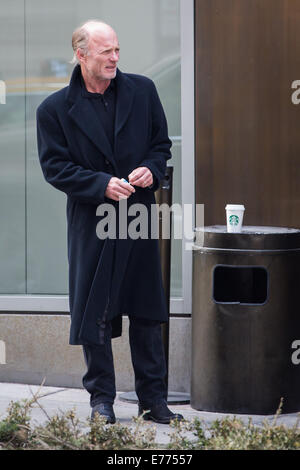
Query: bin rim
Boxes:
[{"xmin": 194, "ymin": 225, "xmax": 300, "ymax": 251}]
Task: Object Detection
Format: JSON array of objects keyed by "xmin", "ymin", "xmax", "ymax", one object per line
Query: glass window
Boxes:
[
  {"xmin": 0, "ymin": 0, "xmax": 182, "ymax": 298},
  {"xmin": 0, "ymin": 1, "xmax": 26, "ymax": 293}
]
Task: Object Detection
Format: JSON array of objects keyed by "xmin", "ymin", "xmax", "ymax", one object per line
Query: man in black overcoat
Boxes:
[{"xmin": 36, "ymin": 20, "xmax": 183, "ymax": 424}]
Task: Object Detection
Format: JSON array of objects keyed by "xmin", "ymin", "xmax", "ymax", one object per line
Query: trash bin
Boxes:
[{"xmin": 191, "ymin": 225, "xmax": 300, "ymax": 414}]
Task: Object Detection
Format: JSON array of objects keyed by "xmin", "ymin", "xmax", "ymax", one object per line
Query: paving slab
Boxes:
[{"xmin": 0, "ymin": 382, "xmax": 299, "ymax": 446}]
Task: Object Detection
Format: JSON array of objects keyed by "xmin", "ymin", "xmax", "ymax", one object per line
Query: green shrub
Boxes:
[{"xmin": 0, "ymin": 393, "xmax": 299, "ymax": 450}]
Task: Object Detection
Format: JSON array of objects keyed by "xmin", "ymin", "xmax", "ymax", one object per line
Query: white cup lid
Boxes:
[{"xmin": 225, "ymin": 204, "xmax": 245, "ymax": 210}]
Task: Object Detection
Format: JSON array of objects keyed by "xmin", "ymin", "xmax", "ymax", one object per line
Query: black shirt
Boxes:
[{"xmin": 81, "ymin": 77, "xmax": 116, "ymax": 153}]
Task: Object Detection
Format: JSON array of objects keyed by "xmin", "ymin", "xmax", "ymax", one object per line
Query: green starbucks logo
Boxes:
[{"xmin": 229, "ymin": 214, "xmax": 239, "ymax": 226}]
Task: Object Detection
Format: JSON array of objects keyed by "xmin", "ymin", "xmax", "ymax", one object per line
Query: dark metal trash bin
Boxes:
[{"xmin": 191, "ymin": 225, "xmax": 300, "ymax": 414}]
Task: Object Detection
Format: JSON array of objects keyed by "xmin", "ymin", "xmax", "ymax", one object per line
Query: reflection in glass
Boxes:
[
  {"xmin": 0, "ymin": 1, "xmax": 26, "ymax": 293},
  {"xmin": 1, "ymin": 0, "xmax": 182, "ymax": 297}
]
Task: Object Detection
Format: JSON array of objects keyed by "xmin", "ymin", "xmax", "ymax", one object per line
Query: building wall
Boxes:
[
  {"xmin": 195, "ymin": 0, "xmax": 300, "ymax": 228},
  {"xmin": 0, "ymin": 314, "xmax": 191, "ymax": 393}
]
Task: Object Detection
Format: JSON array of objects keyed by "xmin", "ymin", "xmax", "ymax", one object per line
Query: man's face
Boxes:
[{"xmin": 83, "ymin": 29, "xmax": 120, "ymax": 81}]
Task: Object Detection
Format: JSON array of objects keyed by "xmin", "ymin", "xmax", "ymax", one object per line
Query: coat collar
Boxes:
[{"xmin": 66, "ymin": 65, "xmax": 135, "ymax": 163}]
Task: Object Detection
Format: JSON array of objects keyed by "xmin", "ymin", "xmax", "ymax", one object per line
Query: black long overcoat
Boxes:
[{"xmin": 36, "ymin": 64, "xmax": 172, "ymax": 346}]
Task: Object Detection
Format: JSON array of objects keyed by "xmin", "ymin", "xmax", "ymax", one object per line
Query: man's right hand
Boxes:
[{"xmin": 105, "ymin": 177, "xmax": 136, "ymax": 201}]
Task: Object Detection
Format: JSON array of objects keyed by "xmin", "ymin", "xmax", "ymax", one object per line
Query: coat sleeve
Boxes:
[
  {"xmin": 139, "ymin": 81, "xmax": 172, "ymax": 192},
  {"xmin": 36, "ymin": 104, "xmax": 112, "ymax": 204}
]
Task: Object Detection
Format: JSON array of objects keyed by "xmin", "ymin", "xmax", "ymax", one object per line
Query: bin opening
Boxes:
[{"xmin": 213, "ymin": 265, "xmax": 268, "ymax": 305}]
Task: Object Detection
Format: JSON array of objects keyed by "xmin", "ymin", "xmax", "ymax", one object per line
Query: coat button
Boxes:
[{"xmin": 105, "ymin": 159, "xmax": 110, "ymax": 165}]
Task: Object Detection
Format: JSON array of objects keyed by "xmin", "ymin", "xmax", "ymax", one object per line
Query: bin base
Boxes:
[{"xmin": 190, "ymin": 396, "xmax": 300, "ymax": 415}]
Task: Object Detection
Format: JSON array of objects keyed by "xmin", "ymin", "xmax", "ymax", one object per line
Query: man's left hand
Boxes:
[{"xmin": 128, "ymin": 167, "xmax": 153, "ymax": 188}]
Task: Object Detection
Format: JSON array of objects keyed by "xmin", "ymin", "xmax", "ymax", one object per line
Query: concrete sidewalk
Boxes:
[{"xmin": 0, "ymin": 382, "xmax": 299, "ymax": 446}]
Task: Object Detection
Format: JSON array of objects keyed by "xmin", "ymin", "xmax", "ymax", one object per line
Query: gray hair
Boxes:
[{"xmin": 71, "ymin": 19, "xmax": 115, "ymax": 64}]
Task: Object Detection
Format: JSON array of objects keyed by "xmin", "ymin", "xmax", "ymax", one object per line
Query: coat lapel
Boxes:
[
  {"xmin": 66, "ymin": 65, "xmax": 136, "ymax": 166},
  {"xmin": 114, "ymin": 69, "xmax": 135, "ymax": 137},
  {"xmin": 66, "ymin": 65, "xmax": 115, "ymax": 165},
  {"xmin": 68, "ymin": 98, "xmax": 114, "ymax": 164}
]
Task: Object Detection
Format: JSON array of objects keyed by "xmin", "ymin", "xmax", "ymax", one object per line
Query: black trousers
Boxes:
[{"xmin": 82, "ymin": 316, "xmax": 168, "ymax": 408}]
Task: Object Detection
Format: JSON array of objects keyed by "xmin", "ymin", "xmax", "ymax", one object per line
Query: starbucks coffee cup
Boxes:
[{"xmin": 225, "ymin": 204, "xmax": 245, "ymax": 233}]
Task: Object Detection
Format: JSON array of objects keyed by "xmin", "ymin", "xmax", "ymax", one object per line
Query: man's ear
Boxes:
[{"xmin": 76, "ymin": 48, "xmax": 86, "ymax": 64}]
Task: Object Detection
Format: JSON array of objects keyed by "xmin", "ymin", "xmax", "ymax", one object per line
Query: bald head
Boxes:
[
  {"xmin": 82, "ymin": 20, "xmax": 116, "ymax": 36},
  {"xmin": 71, "ymin": 20, "xmax": 118, "ymax": 64}
]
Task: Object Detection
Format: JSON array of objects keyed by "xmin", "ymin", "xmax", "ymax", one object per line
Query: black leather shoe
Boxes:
[
  {"xmin": 91, "ymin": 402, "xmax": 116, "ymax": 424},
  {"xmin": 138, "ymin": 400, "xmax": 184, "ymax": 424}
]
